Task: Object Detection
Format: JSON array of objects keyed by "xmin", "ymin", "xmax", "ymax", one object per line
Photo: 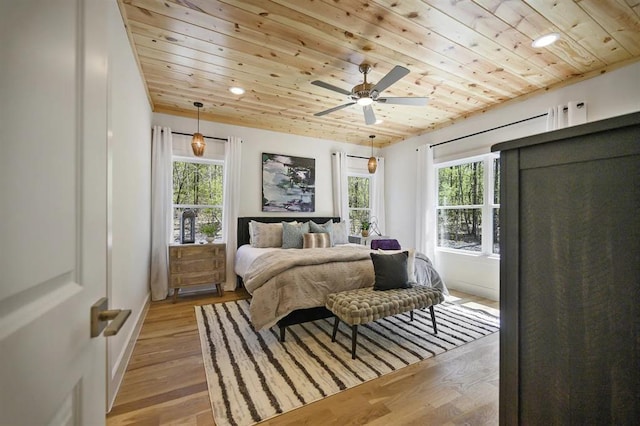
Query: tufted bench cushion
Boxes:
[
  {"xmin": 325, "ymin": 286, "xmax": 445, "ymax": 358},
  {"xmin": 326, "ymin": 286, "xmax": 444, "ymax": 325}
]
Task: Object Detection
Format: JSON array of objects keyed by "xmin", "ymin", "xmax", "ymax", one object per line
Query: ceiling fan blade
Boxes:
[
  {"xmin": 363, "ymin": 105, "xmax": 376, "ymax": 125},
  {"xmin": 311, "ymin": 80, "xmax": 352, "ymax": 96},
  {"xmin": 377, "ymin": 97, "xmax": 429, "ymax": 106},
  {"xmin": 314, "ymin": 102, "xmax": 356, "ymax": 117},
  {"xmin": 371, "ymin": 65, "xmax": 410, "ymax": 94}
]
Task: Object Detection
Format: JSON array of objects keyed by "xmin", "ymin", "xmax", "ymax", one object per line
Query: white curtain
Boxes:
[
  {"xmin": 149, "ymin": 126, "xmax": 173, "ymax": 301},
  {"xmin": 547, "ymin": 101, "xmax": 586, "ymax": 131},
  {"xmin": 546, "ymin": 105, "xmax": 566, "ymax": 131},
  {"xmin": 222, "ymin": 136, "xmax": 242, "ymax": 291},
  {"xmin": 415, "ymin": 145, "xmax": 436, "ymax": 260},
  {"xmin": 331, "ymin": 152, "xmax": 349, "ymax": 226},
  {"xmin": 371, "ymin": 157, "xmax": 386, "ymax": 235},
  {"xmin": 568, "ymin": 101, "xmax": 587, "ymax": 126}
]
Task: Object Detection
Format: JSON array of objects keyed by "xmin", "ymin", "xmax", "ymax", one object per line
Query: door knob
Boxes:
[{"xmin": 90, "ymin": 297, "xmax": 131, "ymax": 337}]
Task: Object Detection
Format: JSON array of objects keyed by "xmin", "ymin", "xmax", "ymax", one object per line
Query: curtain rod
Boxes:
[
  {"xmin": 331, "ymin": 153, "xmax": 371, "ymax": 160},
  {"xmin": 427, "ymin": 102, "xmax": 584, "ymax": 149},
  {"xmin": 164, "ymin": 129, "xmax": 227, "ymax": 141}
]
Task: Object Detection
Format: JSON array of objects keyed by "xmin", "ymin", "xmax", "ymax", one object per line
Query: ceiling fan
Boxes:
[{"xmin": 311, "ymin": 63, "xmax": 428, "ymax": 125}]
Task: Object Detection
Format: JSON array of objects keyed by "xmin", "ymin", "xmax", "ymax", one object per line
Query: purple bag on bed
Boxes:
[{"xmin": 370, "ymin": 239, "xmax": 401, "ymax": 250}]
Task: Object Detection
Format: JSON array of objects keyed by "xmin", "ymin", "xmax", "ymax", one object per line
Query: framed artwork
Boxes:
[{"xmin": 262, "ymin": 153, "xmax": 315, "ymax": 212}]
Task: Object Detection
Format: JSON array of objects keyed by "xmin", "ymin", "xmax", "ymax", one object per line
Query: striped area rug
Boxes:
[{"xmin": 195, "ymin": 299, "xmax": 499, "ymax": 426}]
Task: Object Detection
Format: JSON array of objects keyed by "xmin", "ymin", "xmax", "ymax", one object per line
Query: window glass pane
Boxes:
[
  {"xmin": 493, "ymin": 208, "xmax": 500, "ymax": 254},
  {"xmin": 172, "ymin": 159, "xmax": 224, "ymax": 243},
  {"xmin": 437, "ymin": 208, "xmax": 482, "ymax": 252},
  {"xmin": 348, "ymin": 176, "xmax": 370, "ymax": 208},
  {"xmin": 438, "ymin": 161, "xmax": 484, "ymax": 206},
  {"xmin": 172, "ymin": 207, "xmax": 223, "ymax": 243},
  {"xmin": 173, "ymin": 161, "xmax": 224, "ymax": 206},
  {"xmin": 493, "ymin": 157, "xmax": 500, "ymax": 204},
  {"xmin": 349, "ymin": 209, "xmax": 370, "ymax": 235}
]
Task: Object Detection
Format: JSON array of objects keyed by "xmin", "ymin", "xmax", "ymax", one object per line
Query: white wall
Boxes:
[
  {"xmin": 383, "ymin": 61, "xmax": 640, "ymax": 300},
  {"xmin": 107, "ymin": 1, "xmax": 152, "ymax": 410},
  {"xmin": 152, "ymin": 113, "xmax": 372, "ymax": 217}
]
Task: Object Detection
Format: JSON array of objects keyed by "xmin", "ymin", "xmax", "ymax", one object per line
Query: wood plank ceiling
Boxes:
[{"xmin": 118, "ymin": 0, "xmax": 640, "ymax": 147}]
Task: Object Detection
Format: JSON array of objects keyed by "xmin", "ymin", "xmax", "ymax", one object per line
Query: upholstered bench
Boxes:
[{"xmin": 325, "ymin": 286, "xmax": 445, "ymax": 359}]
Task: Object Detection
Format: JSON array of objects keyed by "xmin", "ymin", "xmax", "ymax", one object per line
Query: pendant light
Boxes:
[
  {"xmin": 191, "ymin": 102, "xmax": 205, "ymax": 157},
  {"xmin": 367, "ymin": 134, "xmax": 377, "ymax": 174}
]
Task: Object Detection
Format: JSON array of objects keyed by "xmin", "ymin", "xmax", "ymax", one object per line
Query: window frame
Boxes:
[
  {"xmin": 347, "ymin": 172, "xmax": 373, "ymax": 235},
  {"xmin": 435, "ymin": 153, "xmax": 500, "ymax": 257},
  {"xmin": 172, "ymin": 155, "xmax": 225, "ymax": 243}
]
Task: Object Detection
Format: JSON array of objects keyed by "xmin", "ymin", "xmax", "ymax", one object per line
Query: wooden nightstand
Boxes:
[{"xmin": 168, "ymin": 243, "xmax": 226, "ymax": 302}]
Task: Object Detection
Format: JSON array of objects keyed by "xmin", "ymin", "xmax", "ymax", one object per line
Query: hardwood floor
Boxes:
[{"xmin": 107, "ymin": 289, "xmax": 499, "ymax": 425}]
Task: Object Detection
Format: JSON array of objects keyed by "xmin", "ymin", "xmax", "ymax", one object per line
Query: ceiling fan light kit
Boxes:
[
  {"xmin": 191, "ymin": 102, "xmax": 206, "ymax": 157},
  {"xmin": 312, "ymin": 63, "xmax": 428, "ymax": 125}
]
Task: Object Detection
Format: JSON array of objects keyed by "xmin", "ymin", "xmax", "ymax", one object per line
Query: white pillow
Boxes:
[
  {"xmin": 376, "ymin": 248, "xmax": 416, "ymax": 283},
  {"xmin": 249, "ymin": 221, "xmax": 284, "ymax": 248}
]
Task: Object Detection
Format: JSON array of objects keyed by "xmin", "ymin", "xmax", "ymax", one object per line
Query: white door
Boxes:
[{"xmin": 0, "ymin": 0, "xmax": 109, "ymax": 424}]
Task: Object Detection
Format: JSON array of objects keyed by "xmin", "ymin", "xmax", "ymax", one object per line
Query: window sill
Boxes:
[{"xmin": 436, "ymin": 248, "xmax": 500, "ymax": 260}]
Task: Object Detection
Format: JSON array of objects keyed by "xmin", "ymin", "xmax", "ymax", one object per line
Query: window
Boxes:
[
  {"xmin": 436, "ymin": 154, "xmax": 500, "ymax": 255},
  {"xmin": 172, "ymin": 157, "xmax": 224, "ymax": 242},
  {"xmin": 348, "ymin": 174, "xmax": 371, "ymax": 235}
]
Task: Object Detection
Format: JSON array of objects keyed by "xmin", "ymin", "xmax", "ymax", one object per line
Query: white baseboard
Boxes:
[
  {"xmin": 446, "ymin": 280, "xmax": 499, "ymax": 302},
  {"xmin": 107, "ymin": 293, "xmax": 150, "ymax": 412}
]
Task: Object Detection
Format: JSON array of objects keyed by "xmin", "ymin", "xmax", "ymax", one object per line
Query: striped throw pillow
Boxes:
[{"xmin": 302, "ymin": 232, "xmax": 331, "ymax": 248}]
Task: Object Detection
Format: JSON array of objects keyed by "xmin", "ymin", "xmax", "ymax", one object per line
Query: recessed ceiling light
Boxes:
[
  {"xmin": 532, "ymin": 33, "xmax": 560, "ymax": 48},
  {"xmin": 229, "ymin": 87, "xmax": 245, "ymax": 95},
  {"xmin": 375, "ymin": 119, "xmax": 384, "ymax": 124}
]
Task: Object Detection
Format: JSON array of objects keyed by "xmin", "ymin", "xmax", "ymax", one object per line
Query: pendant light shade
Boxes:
[
  {"xmin": 191, "ymin": 102, "xmax": 206, "ymax": 157},
  {"xmin": 368, "ymin": 135, "xmax": 377, "ymax": 174}
]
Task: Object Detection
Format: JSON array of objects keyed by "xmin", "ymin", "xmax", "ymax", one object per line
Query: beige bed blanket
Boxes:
[{"xmin": 244, "ymin": 246, "xmax": 374, "ymax": 330}]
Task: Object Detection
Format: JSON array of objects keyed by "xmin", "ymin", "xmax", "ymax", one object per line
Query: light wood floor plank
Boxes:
[{"xmin": 107, "ymin": 289, "xmax": 499, "ymax": 425}]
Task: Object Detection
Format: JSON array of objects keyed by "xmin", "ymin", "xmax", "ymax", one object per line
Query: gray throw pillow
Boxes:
[
  {"xmin": 370, "ymin": 251, "xmax": 412, "ymax": 291},
  {"xmin": 282, "ymin": 221, "xmax": 310, "ymax": 249},
  {"xmin": 331, "ymin": 221, "xmax": 349, "ymax": 245}
]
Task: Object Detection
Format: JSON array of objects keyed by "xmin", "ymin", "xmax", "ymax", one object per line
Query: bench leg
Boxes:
[
  {"xmin": 351, "ymin": 325, "xmax": 358, "ymax": 359},
  {"xmin": 430, "ymin": 305, "xmax": 438, "ymax": 334},
  {"xmin": 331, "ymin": 316, "xmax": 340, "ymax": 342},
  {"xmin": 279, "ymin": 325, "xmax": 286, "ymax": 342}
]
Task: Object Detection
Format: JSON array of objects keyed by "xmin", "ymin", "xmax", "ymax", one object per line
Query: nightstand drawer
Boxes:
[
  {"xmin": 170, "ymin": 270, "xmax": 224, "ymax": 287},
  {"xmin": 170, "ymin": 244, "xmax": 224, "ymax": 260},
  {"xmin": 170, "ymin": 257, "xmax": 225, "ymax": 273}
]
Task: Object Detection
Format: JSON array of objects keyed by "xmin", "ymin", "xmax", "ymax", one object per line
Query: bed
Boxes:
[{"xmin": 235, "ymin": 216, "xmax": 447, "ymax": 337}]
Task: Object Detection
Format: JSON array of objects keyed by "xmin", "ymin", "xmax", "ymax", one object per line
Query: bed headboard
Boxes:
[{"xmin": 237, "ymin": 216, "xmax": 340, "ymax": 249}]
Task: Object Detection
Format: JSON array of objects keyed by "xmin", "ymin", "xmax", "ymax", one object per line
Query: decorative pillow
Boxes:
[
  {"xmin": 370, "ymin": 239, "xmax": 401, "ymax": 250},
  {"xmin": 282, "ymin": 221, "xmax": 310, "ymax": 249},
  {"xmin": 308, "ymin": 220, "xmax": 334, "ymax": 245},
  {"xmin": 331, "ymin": 221, "xmax": 349, "ymax": 245},
  {"xmin": 370, "ymin": 251, "xmax": 412, "ymax": 290},
  {"xmin": 377, "ymin": 248, "xmax": 417, "ymax": 283},
  {"xmin": 303, "ymin": 232, "xmax": 331, "ymax": 248},
  {"xmin": 249, "ymin": 221, "xmax": 284, "ymax": 248}
]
